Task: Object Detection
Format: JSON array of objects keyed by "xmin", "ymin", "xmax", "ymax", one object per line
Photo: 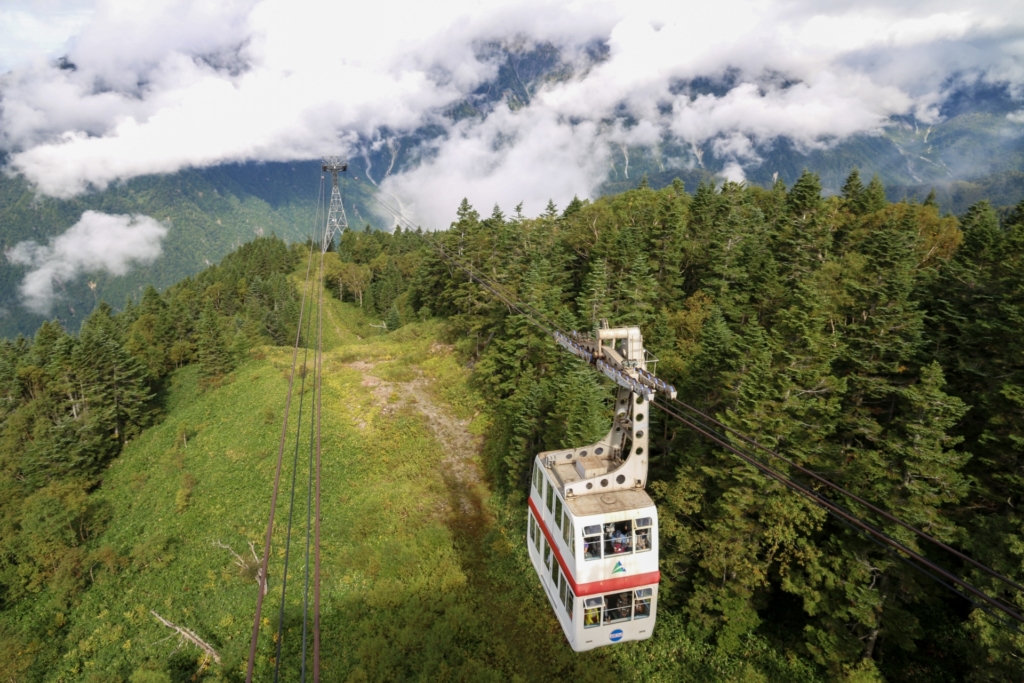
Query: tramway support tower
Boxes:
[
  {"xmin": 527, "ymin": 322, "xmax": 676, "ymax": 651},
  {"xmin": 321, "ymin": 156, "xmax": 349, "ymax": 252}
]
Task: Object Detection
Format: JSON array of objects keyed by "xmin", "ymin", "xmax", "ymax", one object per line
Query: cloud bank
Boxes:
[
  {"xmin": 2, "ymin": 0, "xmax": 1023, "ymax": 226},
  {"xmin": 5, "ymin": 211, "xmax": 167, "ymax": 314}
]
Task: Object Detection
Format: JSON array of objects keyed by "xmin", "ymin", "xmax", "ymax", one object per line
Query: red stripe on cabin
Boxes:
[{"xmin": 527, "ymin": 496, "xmax": 660, "ymax": 597}]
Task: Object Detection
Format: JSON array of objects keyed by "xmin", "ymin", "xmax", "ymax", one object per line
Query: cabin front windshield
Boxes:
[{"xmin": 604, "ymin": 591, "xmax": 632, "ymax": 623}]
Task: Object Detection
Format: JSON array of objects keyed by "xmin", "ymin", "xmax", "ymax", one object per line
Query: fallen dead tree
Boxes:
[
  {"xmin": 213, "ymin": 539, "xmax": 267, "ymax": 595},
  {"xmin": 150, "ymin": 610, "xmax": 221, "ymax": 671}
]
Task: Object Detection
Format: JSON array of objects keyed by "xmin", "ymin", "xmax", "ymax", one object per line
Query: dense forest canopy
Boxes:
[
  {"xmin": 1, "ymin": 171, "xmax": 1023, "ymax": 681},
  {"xmin": 402, "ymin": 171, "xmax": 1024, "ymax": 681}
]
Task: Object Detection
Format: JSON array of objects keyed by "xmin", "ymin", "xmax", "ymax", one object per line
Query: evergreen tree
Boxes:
[
  {"xmin": 862, "ymin": 173, "xmax": 887, "ymax": 214},
  {"xmin": 841, "ymin": 167, "xmax": 865, "ymax": 214},
  {"xmin": 576, "ymin": 260, "xmax": 612, "ymax": 327},
  {"xmin": 562, "ymin": 195, "xmax": 584, "ymax": 218},
  {"xmin": 197, "ymin": 301, "xmax": 233, "ymax": 381},
  {"xmin": 386, "ymin": 305, "xmax": 402, "ymax": 331}
]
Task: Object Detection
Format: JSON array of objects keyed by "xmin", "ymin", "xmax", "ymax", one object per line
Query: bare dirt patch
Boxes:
[{"xmin": 347, "ymin": 360, "xmax": 482, "ymax": 507}]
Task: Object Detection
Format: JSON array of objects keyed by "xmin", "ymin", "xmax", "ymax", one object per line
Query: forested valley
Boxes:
[{"xmin": 1, "ymin": 170, "xmax": 1023, "ymax": 681}]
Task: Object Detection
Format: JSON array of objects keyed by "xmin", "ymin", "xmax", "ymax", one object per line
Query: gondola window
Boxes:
[
  {"xmin": 635, "ymin": 517, "xmax": 652, "ymax": 552},
  {"xmin": 604, "ymin": 521, "xmax": 633, "ymax": 556},
  {"xmin": 584, "ymin": 597, "xmax": 602, "ymax": 628},
  {"xmin": 604, "ymin": 591, "xmax": 632, "ymax": 623},
  {"xmin": 634, "ymin": 588, "xmax": 652, "ymax": 619},
  {"xmin": 583, "ymin": 525, "xmax": 602, "ymax": 561}
]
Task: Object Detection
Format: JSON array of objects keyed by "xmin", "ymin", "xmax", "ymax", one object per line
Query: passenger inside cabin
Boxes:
[
  {"xmin": 583, "ymin": 525, "xmax": 602, "ymax": 560},
  {"xmin": 603, "ymin": 591, "xmax": 632, "ymax": 622},
  {"xmin": 584, "ymin": 598, "xmax": 603, "ymax": 628},
  {"xmin": 634, "ymin": 587, "xmax": 653, "ymax": 618},
  {"xmin": 634, "ymin": 517, "xmax": 653, "ymax": 552}
]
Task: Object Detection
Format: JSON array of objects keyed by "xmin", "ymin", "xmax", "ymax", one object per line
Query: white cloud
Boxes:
[
  {"xmin": 1, "ymin": 0, "xmax": 1023, "ymax": 225},
  {"xmin": 5, "ymin": 210, "xmax": 167, "ymax": 314},
  {"xmin": 0, "ymin": 1, "xmax": 95, "ymax": 74}
]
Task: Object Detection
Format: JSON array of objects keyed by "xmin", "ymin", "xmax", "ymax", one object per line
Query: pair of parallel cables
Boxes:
[{"xmin": 246, "ymin": 173, "xmax": 329, "ymax": 682}]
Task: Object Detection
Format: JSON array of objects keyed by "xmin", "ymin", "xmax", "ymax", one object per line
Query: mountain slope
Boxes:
[{"xmin": 0, "ymin": 163, "xmax": 383, "ymax": 339}]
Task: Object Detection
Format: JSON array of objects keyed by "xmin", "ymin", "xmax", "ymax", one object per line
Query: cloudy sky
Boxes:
[{"xmin": 1, "ymin": 0, "xmax": 1023, "ymax": 227}]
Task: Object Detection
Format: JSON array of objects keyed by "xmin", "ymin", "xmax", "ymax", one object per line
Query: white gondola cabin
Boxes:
[{"xmin": 526, "ymin": 324, "xmax": 674, "ymax": 651}]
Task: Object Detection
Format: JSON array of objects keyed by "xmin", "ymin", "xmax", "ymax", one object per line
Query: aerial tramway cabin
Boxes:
[{"xmin": 526, "ymin": 325, "xmax": 672, "ymax": 651}]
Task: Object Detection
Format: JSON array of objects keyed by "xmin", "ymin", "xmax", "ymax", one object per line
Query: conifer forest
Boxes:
[{"xmin": 2, "ymin": 170, "xmax": 1024, "ymax": 681}]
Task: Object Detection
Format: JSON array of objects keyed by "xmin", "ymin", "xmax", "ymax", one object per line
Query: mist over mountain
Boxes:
[{"xmin": 2, "ymin": 1, "xmax": 1024, "ymax": 336}]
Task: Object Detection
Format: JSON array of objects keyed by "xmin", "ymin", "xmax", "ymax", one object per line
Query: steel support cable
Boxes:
[
  {"xmin": 664, "ymin": 395, "xmax": 1024, "ymax": 598},
  {"xmin": 299, "ymin": 266, "xmax": 321, "ymax": 681},
  {"xmin": 651, "ymin": 399, "xmax": 1024, "ymax": 626},
  {"xmin": 273, "ymin": 225, "xmax": 321, "ymax": 683},
  {"xmin": 246, "ymin": 174, "xmax": 325, "ymax": 682},
  {"xmin": 656, "ymin": 399, "xmax": 1024, "ymax": 617},
  {"xmin": 313, "ymin": 238, "xmax": 326, "ymax": 683},
  {"xmin": 358, "ymin": 181, "xmax": 1024, "ymax": 628},
  {"xmin": 829, "ymin": 502, "xmax": 1024, "ymax": 638}
]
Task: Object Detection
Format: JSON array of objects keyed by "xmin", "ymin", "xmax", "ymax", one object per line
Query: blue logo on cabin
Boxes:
[
  {"xmin": 610, "ymin": 629, "xmax": 624, "ymax": 642},
  {"xmin": 612, "ymin": 561, "xmax": 626, "ymax": 575}
]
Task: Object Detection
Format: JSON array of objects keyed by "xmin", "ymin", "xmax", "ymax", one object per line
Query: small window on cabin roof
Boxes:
[
  {"xmin": 604, "ymin": 520, "xmax": 633, "ymax": 557},
  {"xmin": 635, "ymin": 517, "xmax": 653, "ymax": 553},
  {"xmin": 583, "ymin": 525, "xmax": 602, "ymax": 561},
  {"xmin": 554, "ymin": 497, "xmax": 563, "ymax": 530},
  {"xmin": 584, "ymin": 597, "xmax": 602, "ymax": 628}
]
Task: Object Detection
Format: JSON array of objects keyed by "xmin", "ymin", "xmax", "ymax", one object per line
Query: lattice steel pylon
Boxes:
[{"xmin": 321, "ymin": 156, "xmax": 349, "ymax": 252}]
